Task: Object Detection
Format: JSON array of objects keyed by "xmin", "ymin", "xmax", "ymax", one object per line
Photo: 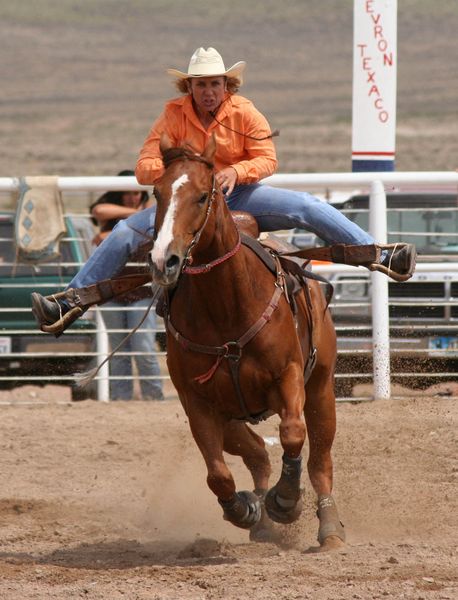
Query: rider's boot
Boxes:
[
  {"xmin": 372, "ymin": 243, "xmax": 417, "ymax": 281},
  {"xmin": 31, "ymin": 289, "xmax": 85, "ymax": 337}
]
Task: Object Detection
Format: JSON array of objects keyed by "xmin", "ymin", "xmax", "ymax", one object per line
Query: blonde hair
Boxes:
[{"xmin": 174, "ymin": 76, "xmax": 241, "ymax": 95}]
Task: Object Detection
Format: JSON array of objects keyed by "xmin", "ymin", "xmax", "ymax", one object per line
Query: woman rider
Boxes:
[{"xmin": 32, "ymin": 47, "xmax": 415, "ymax": 330}]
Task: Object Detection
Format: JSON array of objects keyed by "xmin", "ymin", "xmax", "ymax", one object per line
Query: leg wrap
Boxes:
[
  {"xmin": 265, "ymin": 455, "xmax": 303, "ymax": 524},
  {"xmin": 277, "ymin": 454, "xmax": 302, "ymax": 501},
  {"xmin": 317, "ymin": 494, "xmax": 345, "ymax": 544},
  {"xmin": 219, "ymin": 491, "xmax": 261, "ymax": 529}
]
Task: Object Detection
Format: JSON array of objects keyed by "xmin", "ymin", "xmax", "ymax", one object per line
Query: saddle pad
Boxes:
[{"xmin": 15, "ymin": 176, "xmax": 66, "ymax": 263}]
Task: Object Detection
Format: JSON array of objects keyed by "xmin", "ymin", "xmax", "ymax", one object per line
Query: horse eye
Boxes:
[{"xmin": 198, "ymin": 193, "xmax": 208, "ymax": 205}]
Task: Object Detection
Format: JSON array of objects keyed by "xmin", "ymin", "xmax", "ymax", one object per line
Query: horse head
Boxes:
[{"xmin": 149, "ymin": 134, "xmax": 217, "ymax": 286}]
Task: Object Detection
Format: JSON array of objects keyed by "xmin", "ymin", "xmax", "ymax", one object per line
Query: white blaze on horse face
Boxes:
[{"xmin": 151, "ymin": 174, "xmax": 189, "ymax": 270}]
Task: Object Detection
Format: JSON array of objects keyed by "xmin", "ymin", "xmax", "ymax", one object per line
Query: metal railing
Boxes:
[{"xmin": 0, "ymin": 172, "xmax": 457, "ymax": 402}]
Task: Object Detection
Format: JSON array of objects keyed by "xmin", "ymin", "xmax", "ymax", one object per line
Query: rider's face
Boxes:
[{"xmin": 189, "ymin": 76, "xmax": 226, "ymax": 115}]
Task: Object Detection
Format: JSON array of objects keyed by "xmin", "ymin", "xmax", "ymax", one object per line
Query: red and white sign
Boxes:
[{"xmin": 352, "ymin": 0, "xmax": 397, "ymax": 165}]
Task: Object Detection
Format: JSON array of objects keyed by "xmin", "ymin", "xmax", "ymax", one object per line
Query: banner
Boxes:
[{"xmin": 352, "ymin": 0, "xmax": 397, "ymax": 171}]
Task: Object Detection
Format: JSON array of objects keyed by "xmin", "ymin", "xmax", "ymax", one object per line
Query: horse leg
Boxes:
[
  {"xmin": 223, "ymin": 421, "xmax": 278, "ymax": 543},
  {"xmin": 187, "ymin": 403, "xmax": 262, "ymax": 529},
  {"xmin": 304, "ymin": 371, "xmax": 345, "ymax": 551},
  {"xmin": 223, "ymin": 420, "xmax": 271, "ymax": 492},
  {"xmin": 265, "ymin": 363, "xmax": 306, "ymax": 524}
]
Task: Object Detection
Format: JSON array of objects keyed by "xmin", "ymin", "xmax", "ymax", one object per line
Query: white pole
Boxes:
[
  {"xmin": 369, "ymin": 180, "xmax": 391, "ymax": 400},
  {"xmin": 95, "ymin": 308, "xmax": 110, "ymax": 402}
]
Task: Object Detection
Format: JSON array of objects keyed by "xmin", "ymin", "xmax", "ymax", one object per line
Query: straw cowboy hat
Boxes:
[{"xmin": 167, "ymin": 47, "xmax": 246, "ymax": 82}]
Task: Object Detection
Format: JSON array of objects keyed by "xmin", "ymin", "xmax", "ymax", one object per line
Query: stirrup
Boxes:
[
  {"xmin": 41, "ymin": 305, "xmax": 84, "ymax": 336},
  {"xmin": 34, "ymin": 288, "xmax": 86, "ymax": 337},
  {"xmin": 367, "ymin": 243, "xmax": 416, "ymax": 282}
]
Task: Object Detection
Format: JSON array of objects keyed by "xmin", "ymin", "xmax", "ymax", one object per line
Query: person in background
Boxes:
[{"xmin": 91, "ymin": 171, "xmax": 164, "ymax": 401}]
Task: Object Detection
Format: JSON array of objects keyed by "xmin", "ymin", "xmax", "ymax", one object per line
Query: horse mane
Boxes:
[{"xmin": 162, "ymin": 146, "xmax": 214, "ymax": 170}]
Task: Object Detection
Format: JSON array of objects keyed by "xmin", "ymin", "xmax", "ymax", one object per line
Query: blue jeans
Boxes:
[
  {"xmin": 70, "ymin": 184, "xmax": 374, "ymax": 288},
  {"xmin": 101, "ymin": 298, "xmax": 163, "ymax": 401}
]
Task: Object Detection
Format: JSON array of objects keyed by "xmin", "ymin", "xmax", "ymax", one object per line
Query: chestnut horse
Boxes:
[{"xmin": 149, "ymin": 136, "xmax": 345, "ymax": 551}]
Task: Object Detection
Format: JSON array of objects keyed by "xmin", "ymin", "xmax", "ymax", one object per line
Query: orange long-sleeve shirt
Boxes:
[{"xmin": 135, "ymin": 93, "xmax": 278, "ymax": 185}]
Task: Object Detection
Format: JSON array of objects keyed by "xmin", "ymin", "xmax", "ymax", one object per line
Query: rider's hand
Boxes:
[{"xmin": 215, "ymin": 167, "xmax": 238, "ymax": 197}]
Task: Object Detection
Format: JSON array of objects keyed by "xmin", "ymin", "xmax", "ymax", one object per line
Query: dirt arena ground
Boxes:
[{"xmin": 0, "ymin": 387, "xmax": 456, "ymax": 599}]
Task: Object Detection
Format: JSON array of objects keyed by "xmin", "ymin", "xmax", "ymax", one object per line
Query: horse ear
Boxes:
[
  {"xmin": 202, "ymin": 133, "xmax": 217, "ymax": 162},
  {"xmin": 159, "ymin": 133, "xmax": 173, "ymax": 156}
]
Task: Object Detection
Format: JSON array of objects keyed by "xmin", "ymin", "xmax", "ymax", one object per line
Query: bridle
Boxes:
[
  {"xmin": 181, "ymin": 172, "xmax": 217, "ymax": 272},
  {"xmin": 182, "ymin": 175, "xmax": 242, "ymax": 275},
  {"xmin": 158, "ymin": 150, "xmax": 242, "ymax": 276}
]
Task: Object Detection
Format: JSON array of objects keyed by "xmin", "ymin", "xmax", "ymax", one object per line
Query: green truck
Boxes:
[{"xmin": 0, "ymin": 211, "xmax": 98, "ymax": 400}]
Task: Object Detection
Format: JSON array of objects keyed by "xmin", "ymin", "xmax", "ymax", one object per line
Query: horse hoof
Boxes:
[
  {"xmin": 220, "ymin": 490, "xmax": 261, "ymax": 529},
  {"xmin": 321, "ymin": 535, "xmax": 345, "ymax": 551},
  {"xmin": 265, "ymin": 487, "xmax": 303, "ymax": 524},
  {"xmin": 304, "ymin": 535, "xmax": 346, "ymax": 554}
]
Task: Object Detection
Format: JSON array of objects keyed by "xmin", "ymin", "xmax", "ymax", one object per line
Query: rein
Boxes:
[{"xmin": 183, "ymin": 233, "xmax": 241, "ymax": 274}]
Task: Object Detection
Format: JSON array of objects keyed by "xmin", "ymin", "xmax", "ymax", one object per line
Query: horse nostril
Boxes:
[{"xmin": 166, "ymin": 254, "xmax": 180, "ymax": 271}]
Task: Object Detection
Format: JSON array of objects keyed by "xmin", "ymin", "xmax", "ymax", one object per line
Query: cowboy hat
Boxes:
[{"xmin": 167, "ymin": 47, "xmax": 246, "ymax": 82}]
